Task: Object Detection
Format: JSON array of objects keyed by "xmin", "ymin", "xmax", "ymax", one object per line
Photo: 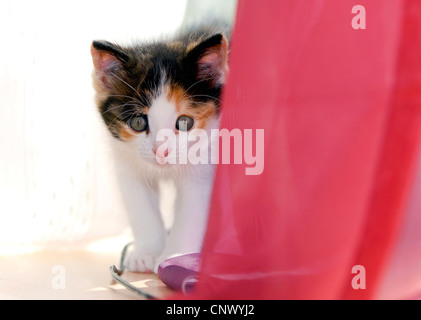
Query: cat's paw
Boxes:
[{"xmin": 123, "ymin": 248, "xmax": 157, "ymax": 273}]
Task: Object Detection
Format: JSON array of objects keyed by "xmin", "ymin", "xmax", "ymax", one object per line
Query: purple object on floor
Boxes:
[{"xmin": 157, "ymin": 253, "xmax": 202, "ymax": 294}]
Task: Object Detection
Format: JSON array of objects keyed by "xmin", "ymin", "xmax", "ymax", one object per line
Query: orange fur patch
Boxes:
[
  {"xmin": 188, "ymin": 101, "xmax": 217, "ymax": 129},
  {"xmin": 119, "ymin": 125, "xmax": 136, "ymax": 141},
  {"xmin": 165, "ymin": 84, "xmax": 217, "ymax": 130},
  {"xmin": 165, "ymin": 83, "xmax": 187, "ymax": 113}
]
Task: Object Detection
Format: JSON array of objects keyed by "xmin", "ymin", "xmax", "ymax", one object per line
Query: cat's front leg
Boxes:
[
  {"xmin": 123, "ymin": 184, "xmax": 167, "ymax": 273},
  {"xmin": 116, "ymin": 165, "xmax": 167, "ymax": 273},
  {"xmin": 154, "ymin": 168, "xmax": 214, "ymax": 273}
]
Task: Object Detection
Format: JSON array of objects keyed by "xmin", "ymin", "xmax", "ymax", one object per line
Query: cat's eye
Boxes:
[
  {"xmin": 176, "ymin": 116, "xmax": 194, "ymax": 131},
  {"xmin": 129, "ymin": 116, "xmax": 148, "ymax": 132}
]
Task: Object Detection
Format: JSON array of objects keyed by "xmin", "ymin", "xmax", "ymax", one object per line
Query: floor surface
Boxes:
[{"xmin": 0, "ymin": 251, "xmax": 175, "ymax": 300}]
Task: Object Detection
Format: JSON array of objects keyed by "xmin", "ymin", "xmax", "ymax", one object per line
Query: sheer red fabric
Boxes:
[{"xmin": 177, "ymin": 0, "xmax": 421, "ymax": 299}]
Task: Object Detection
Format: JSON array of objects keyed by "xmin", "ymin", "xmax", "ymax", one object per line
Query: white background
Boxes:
[{"xmin": 0, "ymin": 0, "xmax": 188, "ymax": 253}]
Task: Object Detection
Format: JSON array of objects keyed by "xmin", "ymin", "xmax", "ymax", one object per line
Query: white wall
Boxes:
[{"xmin": 0, "ymin": 0, "xmax": 187, "ymax": 253}]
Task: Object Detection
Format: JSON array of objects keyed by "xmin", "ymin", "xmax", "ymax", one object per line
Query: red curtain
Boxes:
[{"xmin": 188, "ymin": 0, "xmax": 421, "ymax": 299}]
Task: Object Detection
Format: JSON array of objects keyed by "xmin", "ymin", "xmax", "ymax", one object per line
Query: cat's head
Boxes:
[{"xmin": 91, "ymin": 32, "xmax": 228, "ymax": 169}]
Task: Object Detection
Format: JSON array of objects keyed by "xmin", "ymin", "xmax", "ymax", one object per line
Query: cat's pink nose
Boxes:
[{"xmin": 153, "ymin": 146, "xmax": 169, "ymax": 158}]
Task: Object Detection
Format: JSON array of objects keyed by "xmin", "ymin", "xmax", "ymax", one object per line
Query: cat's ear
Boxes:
[
  {"xmin": 91, "ymin": 41, "xmax": 128, "ymax": 88},
  {"xmin": 184, "ymin": 34, "xmax": 229, "ymax": 87}
]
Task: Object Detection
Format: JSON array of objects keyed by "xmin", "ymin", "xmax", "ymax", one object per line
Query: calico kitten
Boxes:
[{"xmin": 91, "ymin": 24, "xmax": 229, "ymax": 273}]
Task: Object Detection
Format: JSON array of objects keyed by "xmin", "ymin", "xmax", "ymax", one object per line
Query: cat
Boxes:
[{"xmin": 90, "ymin": 23, "xmax": 230, "ymax": 273}]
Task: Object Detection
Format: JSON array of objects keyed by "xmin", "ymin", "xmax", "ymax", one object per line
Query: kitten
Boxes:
[{"xmin": 90, "ymin": 24, "xmax": 229, "ymax": 273}]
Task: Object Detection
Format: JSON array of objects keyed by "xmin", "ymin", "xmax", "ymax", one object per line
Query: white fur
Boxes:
[{"xmin": 110, "ymin": 85, "xmax": 218, "ymax": 273}]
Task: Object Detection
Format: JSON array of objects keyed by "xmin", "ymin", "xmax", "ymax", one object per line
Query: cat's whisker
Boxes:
[
  {"xmin": 106, "ymin": 94, "xmax": 141, "ymax": 102},
  {"xmin": 184, "ymin": 76, "xmax": 219, "ymax": 93},
  {"xmin": 101, "ymin": 102, "xmax": 143, "ymax": 116},
  {"xmin": 109, "ymin": 108, "xmax": 134, "ymax": 120},
  {"xmin": 143, "ymin": 169, "xmax": 153, "ymax": 192},
  {"xmin": 190, "ymin": 94, "xmax": 222, "ymax": 103},
  {"xmin": 113, "ymin": 74, "xmax": 144, "ymax": 102},
  {"xmin": 109, "ymin": 109, "xmax": 135, "ymax": 126}
]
